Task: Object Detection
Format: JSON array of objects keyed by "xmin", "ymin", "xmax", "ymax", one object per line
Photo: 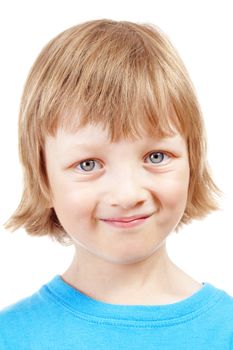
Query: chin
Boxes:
[{"xmin": 99, "ymin": 249, "xmax": 158, "ymax": 266}]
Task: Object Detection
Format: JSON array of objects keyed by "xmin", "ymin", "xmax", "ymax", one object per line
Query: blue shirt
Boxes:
[{"xmin": 0, "ymin": 275, "xmax": 233, "ymax": 349}]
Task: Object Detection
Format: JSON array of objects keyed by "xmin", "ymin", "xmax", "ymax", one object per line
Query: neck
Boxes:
[{"xmin": 62, "ymin": 242, "xmax": 201, "ymax": 305}]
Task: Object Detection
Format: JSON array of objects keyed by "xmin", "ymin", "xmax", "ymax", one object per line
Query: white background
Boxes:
[{"xmin": 0, "ymin": 0, "xmax": 232, "ymax": 309}]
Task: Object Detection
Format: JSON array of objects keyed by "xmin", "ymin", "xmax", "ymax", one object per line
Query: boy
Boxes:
[{"xmin": 1, "ymin": 19, "xmax": 233, "ymax": 349}]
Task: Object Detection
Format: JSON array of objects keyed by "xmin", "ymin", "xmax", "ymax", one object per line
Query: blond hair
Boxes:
[{"xmin": 4, "ymin": 19, "xmax": 221, "ymax": 245}]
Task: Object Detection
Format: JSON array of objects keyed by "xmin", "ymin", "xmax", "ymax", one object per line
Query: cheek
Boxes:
[
  {"xmin": 167, "ymin": 178, "xmax": 188, "ymax": 204},
  {"xmin": 52, "ymin": 184, "xmax": 96, "ymax": 231},
  {"xmin": 156, "ymin": 168, "xmax": 190, "ymax": 211},
  {"xmin": 153, "ymin": 170, "xmax": 189, "ymax": 231}
]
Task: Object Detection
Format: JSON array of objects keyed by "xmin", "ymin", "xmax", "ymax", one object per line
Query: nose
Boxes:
[{"xmin": 103, "ymin": 170, "xmax": 148, "ymax": 210}]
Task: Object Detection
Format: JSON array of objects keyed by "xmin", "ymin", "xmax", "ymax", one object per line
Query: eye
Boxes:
[
  {"xmin": 75, "ymin": 159, "xmax": 102, "ymax": 173},
  {"xmin": 145, "ymin": 151, "xmax": 170, "ymax": 165},
  {"xmin": 74, "ymin": 151, "xmax": 171, "ymax": 173}
]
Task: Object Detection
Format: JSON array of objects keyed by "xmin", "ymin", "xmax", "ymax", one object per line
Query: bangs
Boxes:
[
  {"xmin": 46, "ymin": 87, "xmax": 181, "ymax": 143},
  {"xmin": 39, "ymin": 21, "xmax": 191, "ymax": 143}
]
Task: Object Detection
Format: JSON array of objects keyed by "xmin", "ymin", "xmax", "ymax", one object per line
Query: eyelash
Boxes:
[{"xmin": 73, "ymin": 151, "xmax": 172, "ymax": 173}]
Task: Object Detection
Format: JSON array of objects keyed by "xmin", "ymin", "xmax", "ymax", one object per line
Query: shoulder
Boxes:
[
  {"xmin": 0, "ymin": 292, "xmax": 41, "ymax": 349},
  {"xmin": 0, "ymin": 275, "xmax": 62, "ymax": 321},
  {"xmin": 0, "ymin": 279, "xmax": 61, "ymax": 324},
  {"xmin": 207, "ymin": 285, "xmax": 233, "ymax": 332},
  {"xmin": 0, "ymin": 289, "xmax": 44, "ymax": 331},
  {"xmin": 216, "ymin": 288, "xmax": 233, "ymax": 312},
  {"xmin": 0, "ymin": 291, "xmax": 40, "ymax": 317},
  {"xmin": 0, "ymin": 280, "xmax": 60, "ymax": 348},
  {"xmin": 215, "ymin": 290, "xmax": 233, "ymax": 349}
]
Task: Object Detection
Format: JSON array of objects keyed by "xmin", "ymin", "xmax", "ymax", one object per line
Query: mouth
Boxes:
[{"xmin": 100, "ymin": 214, "xmax": 152, "ymax": 228}]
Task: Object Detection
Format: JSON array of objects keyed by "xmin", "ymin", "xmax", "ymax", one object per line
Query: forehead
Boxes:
[{"xmin": 45, "ymin": 122, "xmax": 187, "ymax": 154}]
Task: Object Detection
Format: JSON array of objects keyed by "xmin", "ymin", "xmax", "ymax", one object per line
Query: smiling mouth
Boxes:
[
  {"xmin": 100, "ymin": 215, "xmax": 151, "ymax": 228},
  {"xmin": 101, "ymin": 213, "xmax": 153, "ymax": 222}
]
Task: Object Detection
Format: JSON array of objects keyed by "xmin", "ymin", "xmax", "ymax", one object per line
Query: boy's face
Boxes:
[{"xmin": 45, "ymin": 123, "xmax": 189, "ymax": 264}]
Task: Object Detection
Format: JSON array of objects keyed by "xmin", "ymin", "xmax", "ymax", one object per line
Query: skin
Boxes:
[{"xmin": 45, "ymin": 123, "xmax": 202, "ymax": 305}]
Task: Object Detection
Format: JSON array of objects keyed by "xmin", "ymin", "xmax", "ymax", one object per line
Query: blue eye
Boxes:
[
  {"xmin": 147, "ymin": 152, "xmax": 170, "ymax": 165},
  {"xmin": 77, "ymin": 159, "xmax": 101, "ymax": 172},
  {"xmin": 75, "ymin": 152, "xmax": 170, "ymax": 173}
]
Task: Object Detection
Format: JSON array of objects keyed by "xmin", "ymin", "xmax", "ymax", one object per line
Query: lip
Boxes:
[
  {"xmin": 100, "ymin": 214, "xmax": 153, "ymax": 228},
  {"xmin": 100, "ymin": 216, "xmax": 151, "ymax": 228},
  {"xmin": 101, "ymin": 214, "xmax": 152, "ymax": 223}
]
